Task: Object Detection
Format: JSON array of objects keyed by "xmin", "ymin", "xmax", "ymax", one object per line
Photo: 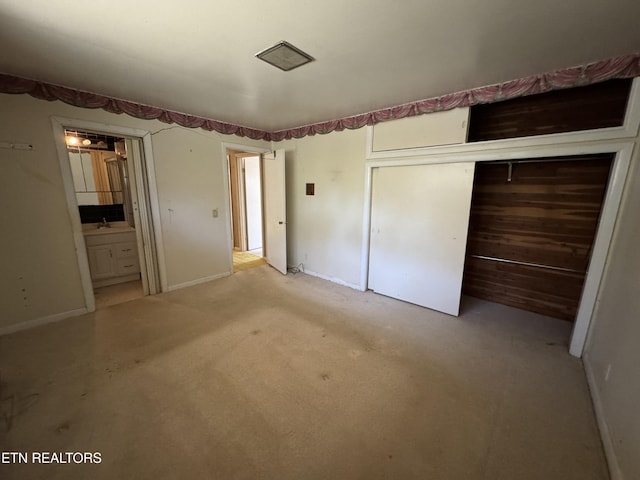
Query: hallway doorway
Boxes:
[
  {"xmin": 227, "ymin": 148, "xmax": 266, "ymax": 272},
  {"xmin": 232, "ymin": 250, "xmax": 267, "ymax": 271}
]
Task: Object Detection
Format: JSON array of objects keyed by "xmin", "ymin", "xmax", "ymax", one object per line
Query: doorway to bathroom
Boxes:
[
  {"xmin": 53, "ymin": 117, "xmax": 163, "ymax": 312},
  {"xmin": 66, "ymin": 129, "xmax": 145, "ymax": 308}
]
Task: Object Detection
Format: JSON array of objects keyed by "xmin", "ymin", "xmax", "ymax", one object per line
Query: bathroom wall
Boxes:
[{"xmin": 0, "ymin": 93, "xmax": 268, "ymax": 333}]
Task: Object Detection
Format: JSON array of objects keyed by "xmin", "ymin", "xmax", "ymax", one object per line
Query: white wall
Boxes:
[
  {"xmin": 274, "ymin": 128, "xmax": 367, "ymax": 288},
  {"xmin": 244, "ymin": 156, "xmax": 262, "ymax": 251},
  {"xmin": 0, "ymin": 93, "xmax": 268, "ymax": 332},
  {"xmin": 584, "ymin": 141, "xmax": 640, "ymax": 480}
]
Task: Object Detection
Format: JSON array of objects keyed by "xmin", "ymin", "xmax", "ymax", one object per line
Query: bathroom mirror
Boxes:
[{"xmin": 68, "ymin": 150, "xmax": 125, "ymax": 205}]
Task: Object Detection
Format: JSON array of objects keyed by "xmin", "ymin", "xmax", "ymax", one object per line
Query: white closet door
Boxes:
[{"xmin": 368, "ymin": 162, "xmax": 475, "ymax": 316}]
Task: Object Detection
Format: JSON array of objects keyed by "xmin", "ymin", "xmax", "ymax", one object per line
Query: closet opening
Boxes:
[{"xmin": 462, "ymin": 154, "xmax": 614, "ymax": 322}]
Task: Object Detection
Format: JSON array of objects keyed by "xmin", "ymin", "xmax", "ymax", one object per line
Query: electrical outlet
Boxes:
[{"xmin": 212, "ymin": 208, "xmax": 219, "ymax": 218}]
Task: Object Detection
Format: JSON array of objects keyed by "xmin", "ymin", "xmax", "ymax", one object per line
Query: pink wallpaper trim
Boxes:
[
  {"xmin": 0, "ymin": 74, "xmax": 270, "ymax": 141},
  {"xmin": 1, "ymin": 53, "xmax": 639, "ymax": 141},
  {"xmin": 270, "ymin": 53, "xmax": 640, "ymax": 141}
]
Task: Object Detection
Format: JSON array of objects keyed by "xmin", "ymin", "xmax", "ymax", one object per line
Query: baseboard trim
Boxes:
[
  {"xmin": 302, "ymin": 269, "xmax": 361, "ymax": 291},
  {"xmin": 583, "ymin": 355, "xmax": 623, "ymax": 480},
  {"xmin": 0, "ymin": 308, "xmax": 89, "ymax": 336},
  {"xmin": 165, "ymin": 272, "xmax": 231, "ymax": 292}
]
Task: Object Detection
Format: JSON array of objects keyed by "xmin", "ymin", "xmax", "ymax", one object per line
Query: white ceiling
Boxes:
[{"xmin": 1, "ymin": 1, "xmax": 639, "ymax": 132}]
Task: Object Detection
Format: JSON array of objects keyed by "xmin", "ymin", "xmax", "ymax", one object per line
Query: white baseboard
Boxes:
[
  {"xmin": 165, "ymin": 272, "xmax": 231, "ymax": 292},
  {"xmin": 583, "ymin": 355, "xmax": 623, "ymax": 480},
  {"xmin": 0, "ymin": 308, "xmax": 88, "ymax": 336},
  {"xmin": 302, "ymin": 269, "xmax": 362, "ymax": 291}
]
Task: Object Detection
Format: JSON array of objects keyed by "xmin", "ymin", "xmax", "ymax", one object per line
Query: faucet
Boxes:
[{"xmin": 98, "ymin": 217, "xmax": 111, "ymax": 229}]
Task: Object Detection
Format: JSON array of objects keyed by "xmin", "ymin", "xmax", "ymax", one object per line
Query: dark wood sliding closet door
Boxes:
[{"xmin": 462, "ymin": 154, "xmax": 613, "ymax": 321}]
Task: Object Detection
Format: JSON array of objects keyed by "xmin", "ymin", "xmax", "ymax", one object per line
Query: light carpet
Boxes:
[{"xmin": 0, "ymin": 265, "xmax": 608, "ymax": 479}]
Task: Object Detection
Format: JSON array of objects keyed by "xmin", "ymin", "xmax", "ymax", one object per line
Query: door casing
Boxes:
[{"xmin": 221, "ymin": 142, "xmax": 271, "ymax": 272}]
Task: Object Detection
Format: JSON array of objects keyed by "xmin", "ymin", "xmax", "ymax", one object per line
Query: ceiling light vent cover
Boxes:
[{"xmin": 256, "ymin": 41, "xmax": 314, "ymax": 71}]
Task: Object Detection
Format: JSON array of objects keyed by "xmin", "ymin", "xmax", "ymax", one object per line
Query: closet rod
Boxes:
[
  {"xmin": 486, "ymin": 156, "xmax": 598, "ymax": 166},
  {"xmin": 469, "ymin": 254, "xmax": 583, "ymax": 274}
]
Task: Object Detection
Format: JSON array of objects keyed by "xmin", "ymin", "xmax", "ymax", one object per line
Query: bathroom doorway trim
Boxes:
[{"xmin": 52, "ymin": 116, "xmax": 166, "ymax": 312}]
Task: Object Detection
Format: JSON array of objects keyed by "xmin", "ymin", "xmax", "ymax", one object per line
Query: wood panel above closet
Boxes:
[
  {"xmin": 462, "ymin": 154, "xmax": 613, "ymax": 321},
  {"xmin": 468, "ymin": 78, "xmax": 631, "ymax": 142}
]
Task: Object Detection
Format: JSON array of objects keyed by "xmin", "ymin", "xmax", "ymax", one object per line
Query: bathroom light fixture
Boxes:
[
  {"xmin": 255, "ymin": 41, "xmax": 314, "ymax": 71},
  {"xmin": 64, "ymin": 129, "xmax": 116, "ymax": 150},
  {"xmin": 65, "ymin": 135, "xmax": 80, "ymax": 146},
  {"xmin": 65, "ymin": 135, "xmax": 92, "ymax": 147}
]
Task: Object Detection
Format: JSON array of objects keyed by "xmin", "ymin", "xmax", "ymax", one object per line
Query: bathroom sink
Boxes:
[{"xmin": 83, "ymin": 222, "xmax": 135, "ymax": 236}]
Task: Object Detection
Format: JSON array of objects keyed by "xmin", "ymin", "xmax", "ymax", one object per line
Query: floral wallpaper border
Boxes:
[{"xmin": 1, "ymin": 53, "xmax": 638, "ymax": 142}]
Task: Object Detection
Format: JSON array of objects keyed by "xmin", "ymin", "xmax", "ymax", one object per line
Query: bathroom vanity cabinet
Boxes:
[{"xmin": 84, "ymin": 227, "xmax": 140, "ymax": 287}]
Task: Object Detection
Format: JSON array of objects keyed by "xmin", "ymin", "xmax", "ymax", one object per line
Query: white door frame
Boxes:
[
  {"xmin": 52, "ymin": 117, "xmax": 166, "ymax": 311},
  {"xmin": 233, "ymin": 152, "xmax": 249, "ymax": 251},
  {"xmin": 363, "ymin": 142, "xmax": 632, "ymax": 358},
  {"xmin": 362, "ymin": 79, "xmax": 640, "ymax": 358},
  {"xmin": 221, "ymin": 142, "xmax": 271, "ymax": 272}
]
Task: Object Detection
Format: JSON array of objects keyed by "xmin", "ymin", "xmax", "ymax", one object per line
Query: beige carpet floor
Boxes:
[{"xmin": 0, "ymin": 265, "xmax": 608, "ymax": 480}]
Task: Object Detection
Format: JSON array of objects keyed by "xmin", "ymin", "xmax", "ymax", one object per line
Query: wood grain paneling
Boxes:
[
  {"xmin": 463, "ymin": 256, "xmax": 585, "ymax": 321},
  {"xmin": 468, "ymin": 79, "xmax": 631, "ymax": 142},
  {"xmin": 462, "ymin": 154, "xmax": 613, "ymax": 321}
]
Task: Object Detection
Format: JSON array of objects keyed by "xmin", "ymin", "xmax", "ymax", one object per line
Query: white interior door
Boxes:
[
  {"xmin": 368, "ymin": 162, "xmax": 475, "ymax": 316},
  {"xmin": 263, "ymin": 149, "xmax": 287, "ymax": 274},
  {"xmin": 125, "ymin": 137, "xmax": 160, "ymax": 295}
]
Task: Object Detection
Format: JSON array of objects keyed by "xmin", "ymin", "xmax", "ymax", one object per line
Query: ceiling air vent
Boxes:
[{"xmin": 255, "ymin": 41, "xmax": 314, "ymax": 72}]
